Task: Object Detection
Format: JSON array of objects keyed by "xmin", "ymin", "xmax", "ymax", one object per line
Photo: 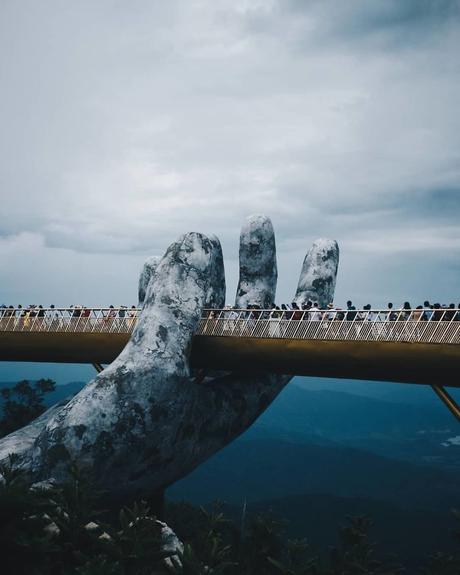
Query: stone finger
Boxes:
[
  {"xmin": 138, "ymin": 256, "xmax": 161, "ymax": 305},
  {"xmin": 206, "ymin": 235, "xmax": 226, "ymax": 309},
  {"xmin": 293, "ymin": 238, "xmax": 339, "ymax": 308},
  {"xmin": 235, "ymin": 214, "xmax": 277, "ymax": 309}
]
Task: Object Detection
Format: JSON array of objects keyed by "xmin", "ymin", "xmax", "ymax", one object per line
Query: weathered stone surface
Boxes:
[
  {"xmin": 25, "ymin": 233, "xmax": 225, "ymax": 494},
  {"xmin": 206, "ymin": 235, "xmax": 226, "ymax": 309},
  {"xmin": 235, "ymin": 214, "xmax": 277, "ymax": 309},
  {"xmin": 138, "ymin": 256, "xmax": 160, "ymax": 305},
  {"xmin": 159, "ymin": 520, "xmax": 184, "ymax": 569},
  {"xmin": 0, "ymin": 402, "xmax": 63, "ymax": 463},
  {"xmin": 293, "ymin": 238, "xmax": 339, "ymax": 308},
  {"xmin": 0, "ymin": 218, "xmax": 339, "ymax": 501}
]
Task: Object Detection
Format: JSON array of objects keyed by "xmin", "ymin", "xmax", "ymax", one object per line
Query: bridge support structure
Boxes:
[{"xmin": 431, "ymin": 385, "xmax": 460, "ymax": 422}]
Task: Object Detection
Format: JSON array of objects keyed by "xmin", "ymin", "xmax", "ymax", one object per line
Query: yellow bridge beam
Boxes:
[{"xmin": 0, "ymin": 331, "xmax": 458, "ymax": 388}]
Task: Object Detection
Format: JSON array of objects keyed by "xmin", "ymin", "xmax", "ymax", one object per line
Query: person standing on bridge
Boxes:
[
  {"xmin": 128, "ymin": 306, "xmax": 137, "ymax": 330},
  {"xmin": 346, "ymin": 301, "xmax": 357, "ymax": 321},
  {"xmin": 291, "ymin": 302, "xmax": 303, "ymax": 321},
  {"xmin": 402, "ymin": 302, "xmax": 412, "ymax": 321},
  {"xmin": 69, "ymin": 305, "xmax": 79, "ymax": 329},
  {"xmin": 23, "ymin": 306, "xmax": 32, "ymax": 330},
  {"xmin": 422, "ymin": 301, "xmax": 433, "ymax": 321},
  {"xmin": 281, "ymin": 304, "xmax": 292, "ymax": 320},
  {"xmin": 47, "ymin": 305, "xmax": 60, "ymax": 330},
  {"xmin": 104, "ymin": 305, "xmax": 117, "ymax": 331},
  {"xmin": 368, "ymin": 309, "xmax": 385, "ymax": 339},
  {"xmin": 279, "ymin": 304, "xmax": 290, "ymax": 336},
  {"xmin": 353, "ymin": 304, "xmax": 368, "ymax": 338},
  {"xmin": 399, "ymin": 302, "xmax": 413, "ymax": 338},
  {"xmin": 324, "ymin": 303, "xmax": 336, "ymax": 321},
  {"xmin": 413, "ymin": 305, "xmax": 423, "ymax": 321},
  {"xmin": 80, "ymin": 307, "xmax": 91, "ymax": 331},
  {"xmin": 412, "ymin": 305, "xmax": 424, "ymax": 337},
  {"xmin": 367, "ymin": 306, "xmax": 379, "ymax": 323},
  {"xmin": 118, "ymin": 306, "xmax": 127, "ymax": 330},
  {"xmin": 1, "ymin": 306, "xmax": 10, "ymax": 329},
  {"xmin": 383, "ymin": 303, "xmax": 395, "ymax": 339},
  {"xmin": 15, "ymin": 305, "xmax": 23, "ymax": 329},
  {"xmin": 360, "ymin": 304, "xmax": 373, "ymax": 336},
  {"xmin": 444, "ymin": 303, "xmax": 456, "ymax": 322},
  {"xmin": 432, "ymin": 303, "xmax": 443, "ymax": 321},
  {"xmin": 46, "ymin": 305, "xmax": 53, "ymax": 328},
  {"xmin": 222, "ymin": 305, "xmax": 235, "ymax": 334},
  {"xmin": 323, "ymin": 303, "xmax": 339, "ymax": 337},
  {"xmin": 387, "ymin": 302, "xmax": 397, "ymax": 321},
  {"xmin": 269, "ymin": 305, "xmax": 282, "ymax": 337},
  {"xmin": 302, "ymin": 301, "xmax": 312, "ymax": 320},
  {"xmin": 334, "ymin": 306, "xmax": 345, "ymax": 321},
  {"xmin": 37, "ymin": 305, "xmax": 45, "ymax": 331},
  {"xmin": 310, "ymin": 302, "xmax": 322, "ymax": 322}
]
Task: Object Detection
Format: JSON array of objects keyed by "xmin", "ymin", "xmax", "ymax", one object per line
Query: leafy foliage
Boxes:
[
  {"xmin": 0, "ymin": 461, "xmax": 174, "ymax": 575},
  {"xmin": 0, "ymin": 461, "xmax": 458, "ymax": 574},
  {"xmin": 0, "ymin": 379, "xmax": 56, "ymax": 437},
  {"xmin": 328, "ymin": 516, "xmax": 402, "ymax": 575},
  {"xmin": 0, "ymin": 455, "xmax": 56, "ymax": 575},
  {"xmin": 423, "ymin": 509, "xmax": 460, "ymax": 575},
  {"xmin": 1, "ymin": 377, "xmax": 458, "ymax": 573}
]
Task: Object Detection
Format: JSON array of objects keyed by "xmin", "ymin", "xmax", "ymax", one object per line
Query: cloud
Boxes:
[
  {"xmin": 248, "ymin": 0, "xmax": 460, "ymax": 50},
  {"xmin": 0, "ymin": 0, "xmax": 459, "ymax": 308}
]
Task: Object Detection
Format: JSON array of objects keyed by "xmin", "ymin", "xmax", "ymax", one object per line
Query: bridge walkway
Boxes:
[{"xmin": 0, "ymin": 307, "xmax": 459, "ymax": 420}]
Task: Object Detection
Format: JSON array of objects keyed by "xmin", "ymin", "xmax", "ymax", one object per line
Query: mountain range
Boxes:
[{"xmin": 1, "ymin": 375, "xmax": 459, "ymax": 566}]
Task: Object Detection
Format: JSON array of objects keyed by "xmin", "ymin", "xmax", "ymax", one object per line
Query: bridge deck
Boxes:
[{"xmin": 0, "ymin": 308, "xmax": 459, "ymax": 386}]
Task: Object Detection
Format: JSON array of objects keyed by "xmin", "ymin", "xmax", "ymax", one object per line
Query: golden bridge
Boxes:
[{"xmin": 1, "ymin": 306, "xmax": 459, "ymax": 420}]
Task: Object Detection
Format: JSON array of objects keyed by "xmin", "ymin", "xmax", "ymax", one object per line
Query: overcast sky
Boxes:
[{"xmin": 1, "ymin": 0, "xmax": 459, "ymax": 314}]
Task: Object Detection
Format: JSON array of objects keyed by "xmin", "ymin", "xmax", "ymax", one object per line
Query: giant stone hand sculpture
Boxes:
[{"xmin": 0, "ymin": 215, "xmax": 339, "ymax": 501}]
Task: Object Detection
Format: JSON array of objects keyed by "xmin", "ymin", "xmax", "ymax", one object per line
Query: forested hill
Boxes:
[
  {"xmin": 168, "ymin": 436, "xmax": 460, "ymax": 509},
  {"xmin": 0, "ymin": 380, "xmax": 85, "ymax": 410},
  {"xmin": 1, "ymin": 376, "xmax": 459, "ymax": 567}
]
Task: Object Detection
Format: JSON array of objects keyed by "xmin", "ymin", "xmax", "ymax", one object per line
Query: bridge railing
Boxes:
[
  {"xmin": 0, "ymin": 308, "xmax": 138, "ymax": 334},
  {"xmin": 0, "ymin": 307, "xmax": 459, "ymax": 344},
  {"xmin": 197, "ymin": 308, "xmax": 460, "ymax": 345}
]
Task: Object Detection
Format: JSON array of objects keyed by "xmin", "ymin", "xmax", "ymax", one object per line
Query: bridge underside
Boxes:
[{"xmin": 0, "ymin": 332, "xmax": 458, "ymax": 387}]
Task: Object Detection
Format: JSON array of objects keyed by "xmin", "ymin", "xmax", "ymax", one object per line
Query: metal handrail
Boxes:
[
  {"xmin": 0, "ymin": 307, "xmax": 139, "ymax": 334},
  {"xmin": 197, "ymin": 308, "xmax": 460, "ymax": 344},
  {"xmin": 0, "ymin": 307, "xmax": 459, "ymax": 344}
]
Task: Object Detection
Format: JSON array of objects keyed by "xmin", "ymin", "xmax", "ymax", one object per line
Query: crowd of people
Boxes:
[
  {"xmin": 204, "ymin": 300, "xmax": 460, "ymax": 322},
  {"xmin": 0, "ymin": 305, "xmax": 139, "ymax": 330},
  {"xmin": 201, "ymin": 300, "xmax": 460, "ymax": 340},
  {"xmin": 1, "ymin": 301, "xmax": 460, "ymax": 332}
]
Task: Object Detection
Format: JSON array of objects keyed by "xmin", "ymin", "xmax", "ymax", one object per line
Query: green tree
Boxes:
[
  {"xmin": 329, "ymin": 516, "xmax": 401, "ymax": 575},
  {"xmin": 0, "ymin": 455, "xmax": 57, "ymax": 575},
  {"xmin": 0, "ymin": 461, "xmax": 457, "ymax": 574},
  {"xmin": 423, "ymin": 509, "xmax": 460, "ymax": 575},
  {"xmin": 0, "ymin": 378, "xmax": 56, "ymax": 437},
  {"xmin": 239, "ymin": 512, "xmax": 286, "ymax": 575},
  {"xmin": 167, "ymin": 502, "xmax": 236, "ymax": 574},
  {"xmin": 268, "ymin": 539, "xmax": 320, "ymax": 575}
]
